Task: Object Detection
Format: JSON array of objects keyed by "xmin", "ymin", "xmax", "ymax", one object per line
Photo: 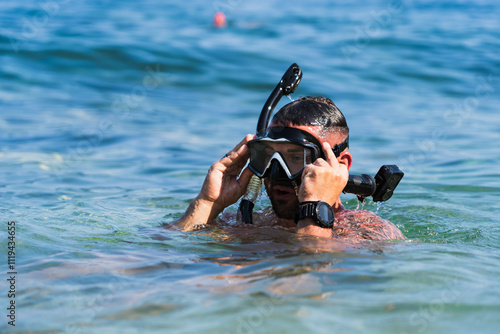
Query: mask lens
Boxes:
[
  {"xmin": 249, "ymin": 141, "xmax": 314, "ymax": 177},
  {"xmin": 283, "ymin": 144, "xmax": 310, "ymax": 175}
]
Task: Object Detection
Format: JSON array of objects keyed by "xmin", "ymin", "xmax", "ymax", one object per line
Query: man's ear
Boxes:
[{"xmin": 338, "ymin": 151, "xmax": 353, "ymax": 171}]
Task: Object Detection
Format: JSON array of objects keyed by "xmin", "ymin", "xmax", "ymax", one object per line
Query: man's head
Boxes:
[{"xmin": 262, "ymin": 96, "xmax": 352, "ymax": 219}]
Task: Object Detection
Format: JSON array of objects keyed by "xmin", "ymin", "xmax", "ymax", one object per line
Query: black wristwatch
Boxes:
[{"xmin": 297, "ymin": 201, "xmax": 335, "ymax": 228}]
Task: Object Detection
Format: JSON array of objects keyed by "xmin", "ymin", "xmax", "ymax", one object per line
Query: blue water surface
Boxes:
[{"xmin": 1, "ymin": 0, "xmax": 500, "ymax": 333}]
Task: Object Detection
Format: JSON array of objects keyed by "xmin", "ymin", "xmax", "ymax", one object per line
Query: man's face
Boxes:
[
  {"xmin": 263, "ymin": 124, "xmax": 348, "ymax": 220},
  {"xmin": 262, "ymin": 124, "xmax": 318, "ymax": 220}
]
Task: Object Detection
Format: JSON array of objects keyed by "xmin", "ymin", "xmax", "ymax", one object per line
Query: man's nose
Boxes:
[{"xmin": 269, "ymin": 159, "xmax": 290, "ymax": 182}]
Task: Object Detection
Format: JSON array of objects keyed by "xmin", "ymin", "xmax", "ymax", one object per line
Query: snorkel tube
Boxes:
[
  {"xmin": 239, "ymin": 63, "xmax": 404, "ymax": 224},
  {"xmin": 239, "ymin": 63, "xmax": 303, "ymax": 224}
]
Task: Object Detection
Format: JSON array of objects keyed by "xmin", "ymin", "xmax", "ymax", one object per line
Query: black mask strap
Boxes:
[{"xmin": 332, "ymin": 135, "xmax": 349, "ymax": 157}]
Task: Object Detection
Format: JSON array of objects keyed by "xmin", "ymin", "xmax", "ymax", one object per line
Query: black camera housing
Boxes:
[
  {"xmin": 343, "ymin": 165, "xmax": 404, "ymax": 202},
  {"xmin": 372, "ymin": 165, "xmax": 404, "ymax": 202}
]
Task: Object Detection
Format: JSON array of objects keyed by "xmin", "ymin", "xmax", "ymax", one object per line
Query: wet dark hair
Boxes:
[{"xmin": 271, "ymin": 96, "xmax": 349, "ymax": 138}]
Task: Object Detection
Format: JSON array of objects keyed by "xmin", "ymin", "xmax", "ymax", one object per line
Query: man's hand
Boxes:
[
  {"xmin": 198, "ymin": 134, "xmax": 256, "ymax": 216},
  {"xmin": 170, "ymin": 134, "xmax": 255, "ymax": 230},
  {"xmin": 295, "ymin": 142, "xmax": 348, "ymax": 237},
  {"xmin": 298, "ymin": 142, "xmax": 349, "ymax": 208}
]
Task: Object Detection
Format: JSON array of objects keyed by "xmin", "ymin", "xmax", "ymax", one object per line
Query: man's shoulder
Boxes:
[{"xmin": 333, "ymin": 209, "xmax": 405, "ymax": 241}]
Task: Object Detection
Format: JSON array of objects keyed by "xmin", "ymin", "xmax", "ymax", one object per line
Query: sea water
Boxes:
[{"xmin": 1, "ymin": 0, "xmax": 500, "ymax": 333}]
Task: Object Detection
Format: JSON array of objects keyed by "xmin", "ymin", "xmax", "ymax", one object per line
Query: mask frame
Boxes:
[{"xmin": 248, "ymin": 126, "xmax": 349, "ymax": 180}]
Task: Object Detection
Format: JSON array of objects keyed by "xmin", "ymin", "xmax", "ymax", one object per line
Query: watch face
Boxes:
[{"xmin": 316, "ymin": 202, "xmax": 335, "ymax": 227}]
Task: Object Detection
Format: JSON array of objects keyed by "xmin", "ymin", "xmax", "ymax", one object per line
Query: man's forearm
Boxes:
[
  {"xmin": 170, "ymin": 196, "xmax": 222, "ymax": 231},
  {"xmin": 296, "ymin": 218, "xmax": 334, "ymax": 238}
]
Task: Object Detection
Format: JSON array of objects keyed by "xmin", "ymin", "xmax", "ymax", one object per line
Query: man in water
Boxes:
[{"xmin": 170, "ymin": 96, "xmax": 404, "ymax": 240}]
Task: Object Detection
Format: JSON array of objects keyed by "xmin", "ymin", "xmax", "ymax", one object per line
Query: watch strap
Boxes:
[{"xmin": 298, "ymin": 201, "xmax": 318, "ymax": 222}]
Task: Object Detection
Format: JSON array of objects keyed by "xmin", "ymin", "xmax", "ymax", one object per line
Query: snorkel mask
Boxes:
[{"xmin": 248, "ymin": 126, "xmax": 349, "ymax": 182}]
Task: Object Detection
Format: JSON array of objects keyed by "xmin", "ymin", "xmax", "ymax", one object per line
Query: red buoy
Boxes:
[{"xmin": 213, "ymin": 12, "xmax": 227, "ymax": 28}]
